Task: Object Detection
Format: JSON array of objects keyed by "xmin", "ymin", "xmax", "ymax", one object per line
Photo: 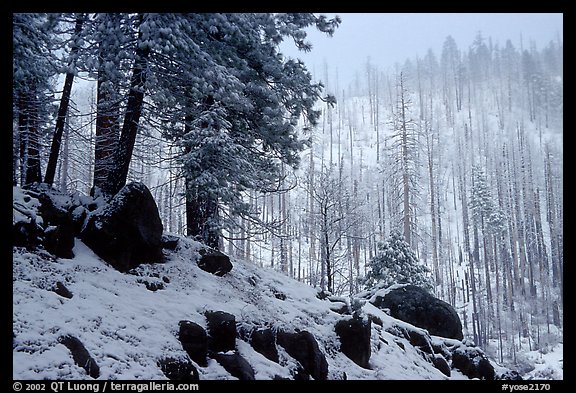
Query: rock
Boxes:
[
  {"xmin": 451, "ymin": 346, "xmax": 495, "ymax": 380},
  {"xmin": 335, "ymin": 315, "xmax": 371, "ymax": 368},
  {"xmin": 53, "ymin": 281, "xmax": 73, "ymax": 299},
  {"xmin": 33, "ymin": 188, "xmax": 77, "ymax": 259},
  {"xmin": 158, "ymin": 357, "xmax": 199, "ymax": 381},
  {"xmin": 496, "ymin": 370, "xmax": 523, "ymax": 380},
  {"xmin": 406, "ymin": 328, "xmax": 434, "ymax": 354},
  {"xmin": 374, "ymin": 285, "xmax": 463, "ymax": 340},
  {"xmin": 35, "ymin": 187, "xmax": 73, "ymax": 226},
  {"xmin": 161, "ymin": 234, "xmax": 179, "ymax": 250},
  {"xmin": 249, "ymin": 328, "xmax": 278, "ymax": 363},
  {"xmin": 58, "ymin": 335, "xmax": 100, "ymax": 379},
  {"xmin": 80, "ymin": 182, "xmax": 163, "ymax": 272},
  {"xmin": 431, "ymin": 340, "xmax": 452, "ymax": 360},
  {"xmin": 13, "ymin": 221, "xmax": 43, "ymax": 250},
  {"xmin": 137, "ymin": 279, "xmax": 165, "ymax": 292},
  {"xmin": 212, "ymin": 352, "xmax": 255, "ymax": 380},
  {"xmin": 70, "ymin": 205, "xmax": 88, "ymax": 235},
  {"xmin": 197, "ymin": 248, "xmax": 232, "ymax": 276},
  {"xmin": 178, "ymin": 320, "xmax": 208, "ymax": 367},
  {"xmin": 277, "ymin": 330, "xmax": 328, "ymax": 381},
  {"xmin": 292, "ymin": 366, "xmax": 310, "ymax": 380},
  {"xmin": 432, "ymin": 354, "xmax": 451, "ymax": 377},
  {"xmin": 274, "ymin": 292, "xmax": 286, "ymax": 301},
  {"xmin": 43, "ymin": 220, "xmax": 75, "ymax": 259},
  {"xmin": 329, "ymin": 302, "xmax": 350, "ymax": 315},
  {"xmin": 205, "ymin": 311, "xmax": 236, "ymax": 353},
  {"xmin": 316, "ymin": 290, "xmax": 330, "ymax": 300}
]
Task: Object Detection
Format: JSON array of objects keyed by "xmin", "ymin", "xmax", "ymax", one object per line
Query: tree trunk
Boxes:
[
  {"xmin": 44, "ymin": 14, "xmax": 84, "ymax": 187},
  {"xmin": 104, "ymin": 14, "xmax": 150, "ymax": 196},
  {"xmin": 183, "ymin": 96, "xmax": 220, "ymax": 249},
  {"xmin": 185, "ymin": 180, "xmax": 219, "ymax": 249},
  {"xmin": 18, "ymin": 88, "xmax": 42, "ymax": 186}
]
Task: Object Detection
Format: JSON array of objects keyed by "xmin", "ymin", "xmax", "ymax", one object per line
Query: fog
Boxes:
[{"xmin": 280, "ymin": 13, "xmax": 563, "ymax": 85}]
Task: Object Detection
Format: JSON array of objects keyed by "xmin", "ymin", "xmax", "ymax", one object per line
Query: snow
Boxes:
[
  {"xmin": 523, "ymin": 344, "xmax": 563, "ymax": 380},
  {"xmin": 14, "ymin": 234, "xmax": 462, "ymax": 380}
]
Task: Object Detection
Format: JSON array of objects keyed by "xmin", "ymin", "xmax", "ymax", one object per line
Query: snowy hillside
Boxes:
[{"xmin": 14, "ymin": 236, "xmax": 467, "ymax": 380}]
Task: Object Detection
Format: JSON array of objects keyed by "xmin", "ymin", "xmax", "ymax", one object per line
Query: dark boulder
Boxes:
[
  {"xmin": 58, "ymin": 335, "xmax": 100, "ymax": 379},
  {"xmin": 249, "ymin": 328, "xmax": 279, "ymax": 363},
  {"xmin": 406, "ymin": 328, "xmax": 434, "ymax": 354},
  {"xmin": 43, "ymin": 220, "xmax": 75, "ymax": 259},
  {"xmin": 35, "ymin": 188, "xmax": 77, "ymax": 258},
  {"xmin": 212, "ymin": 352, "xmax": 255, "ymax": 380},
  {"xmin": 161, "ymin": 234, "xmax": 179, "ymax": 250},
  {"xmin": 292, "ymin": 366, "xmax": 310, "ymax": 380},
  {"xmin": 335, "ymin": 316, "xmax": 371, "ymax": 368},
  {"xmin": 374, "ymin": 285, "xmax": 463, "ymax": 340},
  {"xmin": 178, "ymin": 320, "xmax": 208, "ymax": 367},
  {"xmin": 53, "ymin": 281, "xmax": 73, "ymax": 299},
  {"xmin": 432, "ymin": 354, "xmax": 451, "ymax": 377},
  {"xmin": 80, "ymin": 182, "xmax": 163, "ymax": 272},
  {"xmin": 197, "ymin": 248, "xmax": 232, "ymax": 276},
  {"xmin": 205, "ymin": 311, "xmax": 236, "ymax": 353},
  {"xmin": 451, "ymin": 347, "xmax": 495, "ymax": 380},
  {"xmin": 158, "ymin": 357, "xmax": 199, "ymax": 381},
  {"xmin": 277, "ymin": 330, "xmax": 328, "ymax": 380},
  {"xmin": 13, "ymin": 221, "xmax": 43, "ymax": 250}
]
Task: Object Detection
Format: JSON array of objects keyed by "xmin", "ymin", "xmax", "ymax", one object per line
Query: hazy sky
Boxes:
[{"xmin": 280, "ymin": 13, "xmax": 563, "ymax": 86}]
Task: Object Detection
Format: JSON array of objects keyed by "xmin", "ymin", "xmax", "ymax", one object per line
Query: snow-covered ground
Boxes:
[{"xmin": 15, "ymin": 234, "xmax": 462, "ymax": 380}]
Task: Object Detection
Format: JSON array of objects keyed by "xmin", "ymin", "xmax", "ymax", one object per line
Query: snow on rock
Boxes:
[
  {"xmin": 80, "ymin": 182, "xmax": 164, "ymax": 272},
  {"xmin": 372, "ymin": 284, "xmax": 464, "ymax": 340},
  {"xmin": 13, "ymin": 201, "xmax": 510, "ymax": 380}
]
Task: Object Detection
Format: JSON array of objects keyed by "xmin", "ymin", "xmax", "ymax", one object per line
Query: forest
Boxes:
[{"xmin": 13, "ymin": 13, "xmax": 562, "ymax": 373}]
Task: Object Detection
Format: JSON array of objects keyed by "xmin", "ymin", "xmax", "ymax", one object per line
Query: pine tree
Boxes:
[
  {"xmin": 154, "ymin": 13, "xmax": 340, "ymax": 248},
  {"xmin": 364, "ymin": 230, "xmax": 432, "ymax": 291},
  {"xmin": 13, "ymin": 13, "xmax": 59, "ymax": 186}
]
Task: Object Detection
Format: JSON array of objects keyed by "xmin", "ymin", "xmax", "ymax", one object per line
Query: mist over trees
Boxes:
[{"xmin": 13, "ymin": 14, "xmax": 562, "ymax": 370}]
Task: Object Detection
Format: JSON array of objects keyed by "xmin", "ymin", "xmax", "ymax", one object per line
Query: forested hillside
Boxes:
[{"xmin": 13, "ymin": 13, "xmax": 562, "ymax": 377}]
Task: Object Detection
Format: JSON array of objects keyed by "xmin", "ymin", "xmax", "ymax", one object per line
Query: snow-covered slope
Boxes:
[{"xmin": 14, "ymin": 235, "xmax": 468, "ymax": 380}]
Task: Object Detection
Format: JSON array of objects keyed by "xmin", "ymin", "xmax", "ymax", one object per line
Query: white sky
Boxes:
[{"xmin": 280, "ymin": 13, "xmax": 563, "ymax": 87}]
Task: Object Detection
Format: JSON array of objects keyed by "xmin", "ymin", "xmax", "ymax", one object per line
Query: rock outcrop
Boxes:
[
  {"xmin": 80, "ymin": 182, "xmax": 163, "ymax": 272},
  {"xmin": 197, "ymin": 248, "xmax": 233, "ymax": 276},
  {"xmin": 158, "ymin": 357, "xmax": 199, "ymax": 381},
  {"xmin": 58, "ymin": 335, "xmax": 100, "ymax": 379},
  {"xmin": 249, "ymin": 328, "xmax": 279, "ymax": 363},
  {"xmin": 335, "ymin": 315, "xmax": 371, "ymax": 368},
  {"xmin": 205, "ymin": 311, "xmax": 236, "ymax": 353},
  {"xmin": 178, "ymin": 320, "xmax": 208, "ymax": 367},
  {"xmin": 374, "ymin": 285, "xmax": 463, "ymax": 340},
  {"xmin": 277, "ymin": 330, "xmax": 328, "ymax": 381}
]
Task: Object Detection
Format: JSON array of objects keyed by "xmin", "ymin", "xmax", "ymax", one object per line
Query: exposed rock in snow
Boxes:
[
  {"xmin": 58, "ymin": 335, "xmax": 100, "ymax": 379},
  {"xmin": 277, "ymin": 330, "xmax": 329, "ymax": 380},
  {"xmin": 178, "ymin": 321, "xmax": 208, "ymax": 367},
  {"xmin": 373, "ymin": 285, "xmax": 464, "ymax": 340},
  {"xmin": 212, "ymin": 352, "xmax": 255, "ymax": 380},
  {"xmin": 197, "ymin": 248, "xmax": 233, "ymax": 276},
  {"xmin": 249, "ymin": 328, "xmax": 279, "ymax": 363},
  {"xmin": 335, "ymin": 315, "xmax": 371, "ymax": 368},
  {"xmin": 205, "ymin": 311, "xmax": 237, "ymax": 353},
  {"xmin": 80, "ymin": 182, "xmax": 163, "ymax": 272},
  {"xmin": 158, "ymin": 356, "xmax": 199, "ymax": 381}
]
